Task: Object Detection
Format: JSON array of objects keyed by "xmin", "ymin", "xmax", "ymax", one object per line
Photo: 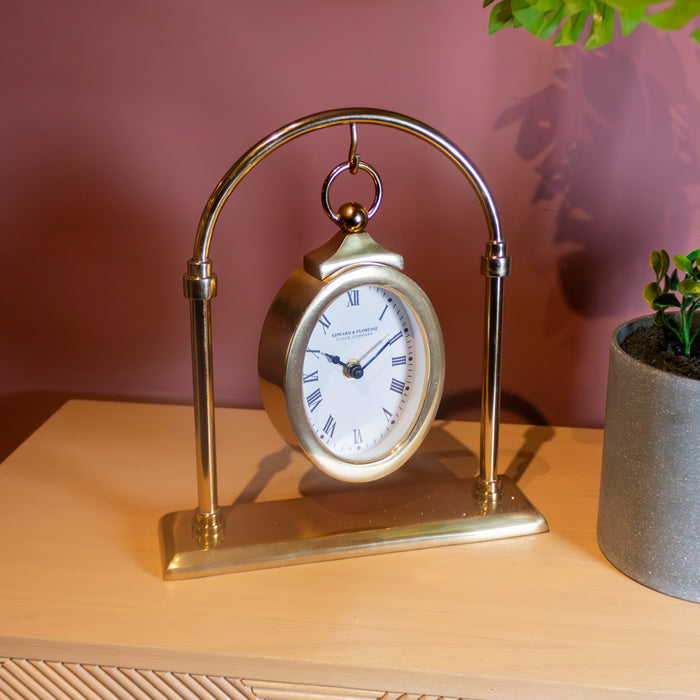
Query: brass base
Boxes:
[{"xmin": 159, "ymin": 476, "xmax": 548, "ymax": 580}]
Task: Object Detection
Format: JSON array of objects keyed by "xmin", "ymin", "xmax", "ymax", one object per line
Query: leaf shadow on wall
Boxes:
[{"xmin": 495, "ymin": 37, "xmax": 700, "ymax": 318}]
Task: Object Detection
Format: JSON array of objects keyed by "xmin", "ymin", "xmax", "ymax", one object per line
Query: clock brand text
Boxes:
[{"xmin": 331, "ymin": 326, "xmax": 378, "ymax": 340}]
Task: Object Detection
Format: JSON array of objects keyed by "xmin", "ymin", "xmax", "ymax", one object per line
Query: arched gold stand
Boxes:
[{"xmin": 159, "ymin": 108, "xmax": 548, "ymax": 580}]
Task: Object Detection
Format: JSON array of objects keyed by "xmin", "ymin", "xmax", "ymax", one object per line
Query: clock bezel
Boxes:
[{"xmin": 259, "ymin": 262, "xmax": 444, "ymax": 483}]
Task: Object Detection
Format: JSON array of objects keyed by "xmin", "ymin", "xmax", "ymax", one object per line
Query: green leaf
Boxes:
[
  {"xmin": 529, "ymin": 0, "xmax": 561, "ymax": 11},
  {"xmin": 585, "ymin": 2, "xmax": 616, "ymax": 48},
  {"xmin": 653, "ymin": 309, "xmax": 666, "ymax": 326},
  {"xmin": 603, "ymin": 0, "xmax": 655, "ymax": 10},
  {"xmin": 513, "ymin": 3, "xmax": 553, "ymax": 34},
  {"xmin": 678, "ymin": 278, "xmax": 700, "ymax": 296},
  {"xmin": 666, "ymin": 315, "xmax": 680, "ymax": 332},
  {"xmin": 646, "ymin": 0, "xmax": 700, "ymax": 30},
  {"xmin": 654, "ymin": 292, "xmax": 681, "ymax": 308},
  {"xmin": 539, "ymin": 3, "xmax": 569, "ymax": 36},
  {"xmin": 674, "ymin": 254, "xmax": 694, "ymax": 275},
  {"xmin": 643, "ymin": 281, "xmax": 661, "ymax": 305},
  {"xmin": 489, "ymin": 0, "xmax": 515, "ymax": 33},
  {"xmin": 619, "ymin": 5, "xmax": 646, "ymax": 34},
  {"xmin": 692, "ymin": 24, "xmax": 700, "ymax": 42},
  {"xmin": 553, "ymin": 11, "xmax": 589, "ymax": 43},
  {"xmin": 650, "ymin": 249, "xmax": 670, "ymax": 280},
  {"xmin": 513, "ymin": 0, "xmax": 569, "ymax": 37},
  {"xmin": 686, "ymin": 248, "xmax": 700, "ymax": 263},
  {"xmin": 565, "ymin": 0, "xmax": 596, "ymax": 13},
  {"xmin": 669, "ymin": 268, "xmax": 680, "ymax": 290}
]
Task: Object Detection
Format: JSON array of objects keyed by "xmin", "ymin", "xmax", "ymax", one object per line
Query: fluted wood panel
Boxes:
[{"xmin": 0, "ymin": 659, "xmax": 464, "ymax": 700}]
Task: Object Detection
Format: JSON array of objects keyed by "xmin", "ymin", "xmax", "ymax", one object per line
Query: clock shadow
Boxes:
[
  {"xmin": 231, "ymin": 446, "xmax": 295, "ymax": 506},
  {"xmin": 298, "ymin": 421, "xmax": 477, "ymax": 498},
  {"xmin": 218, "ymin": 420, "xmax": 550, "ymax": 556},
  {"xmin": 230, "ymin": 423, "xmax": 478, "ymax": 518},
  {"xmin": 229, "ymin": 414, "xmax": 552, "ymax": 522}
]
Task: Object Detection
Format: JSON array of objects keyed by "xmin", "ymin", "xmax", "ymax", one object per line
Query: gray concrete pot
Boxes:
[{"xmin": 598, "ymin": 315, "xmax": 700, "ymax": 603}]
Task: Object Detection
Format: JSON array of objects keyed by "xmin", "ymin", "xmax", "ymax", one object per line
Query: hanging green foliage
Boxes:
[{"xmin": 485, "ymin": 0, "xmax": 700, "ymax": 48}]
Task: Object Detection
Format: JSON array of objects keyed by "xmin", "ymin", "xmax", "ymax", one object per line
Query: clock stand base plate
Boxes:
[{"xmin": 158, "ymin": 475, "xmax": 548, "ymax": 580}]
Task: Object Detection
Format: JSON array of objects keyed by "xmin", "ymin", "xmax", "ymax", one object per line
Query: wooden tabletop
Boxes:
[{"xmin": 0, "ymin": 400, "xmax": 698, "ymax": 699}]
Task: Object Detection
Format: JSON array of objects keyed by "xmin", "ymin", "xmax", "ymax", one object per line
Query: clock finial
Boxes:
[{"xmin": 336, "ymin": 202, "xmax": 368, "ymax": 233}]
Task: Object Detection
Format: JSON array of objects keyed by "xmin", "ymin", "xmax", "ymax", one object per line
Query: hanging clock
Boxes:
[
  {"xmin": 258, "ymin": 160, "xmax": 445, "ymax": 483},
  {"xmin": 160, "ymin": 109, "xmax": 549, "ymax": 581}
]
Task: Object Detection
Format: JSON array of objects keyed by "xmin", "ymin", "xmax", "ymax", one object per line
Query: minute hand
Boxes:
[{"xmin": 361, "ymin": 330, "xmax": 403, "ymax": 371}]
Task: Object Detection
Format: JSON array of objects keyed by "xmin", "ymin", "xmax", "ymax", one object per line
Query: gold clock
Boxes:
[
  {"xmin": 258, "ymin": 162, "xmax": 444, "ymax": 482},
  {"xmin": 160, "ymin": 109, "xmax": 549, "ymax": 581}
]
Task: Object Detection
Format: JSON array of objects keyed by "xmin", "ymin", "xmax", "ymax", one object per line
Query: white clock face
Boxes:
[{"xmin": 300, "ymin": 284, "xmax": 428, "ymax": 465}]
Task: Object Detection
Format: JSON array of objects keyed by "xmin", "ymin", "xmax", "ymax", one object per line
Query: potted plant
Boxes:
[
  {"xmin": 597, "ymin": 248, "xmax": 700, "ymax": 602},
  {"xmin": 481, "ymin": 0, "xmax": 700, "ymax": 598}
]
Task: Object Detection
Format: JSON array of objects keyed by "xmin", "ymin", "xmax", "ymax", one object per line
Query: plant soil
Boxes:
[{"xmin": 621, "ymin": 324, "xmax": 700, "ymax": 381}]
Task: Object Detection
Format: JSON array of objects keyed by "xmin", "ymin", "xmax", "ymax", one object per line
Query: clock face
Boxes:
[{"xmin": 300, "ymin": 284, "xmax": 428, "ymax": 466}]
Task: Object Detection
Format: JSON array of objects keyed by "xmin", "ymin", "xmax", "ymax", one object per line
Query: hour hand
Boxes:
[
  {"xmin": 323, "ymin": 352, "xmax": 352, "ymax": 370},
  {"xmin": 322, "ymin": 352, "xmax": 364, "ymax": 379}
]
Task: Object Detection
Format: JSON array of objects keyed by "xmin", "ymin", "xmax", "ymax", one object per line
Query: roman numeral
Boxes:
[
  {"xmin": 346, "ymin": 290, "xmax": 360, "ymax": 307},
  {"xmin": 306, "ymin": 348, "xmax": 321, "ymax": 359},
  {"xmin": 323, "ymin": 414, "xmax": 336, "ymax": 438},
  {"xmin": 388, "ymin": 331, "xmax": 403, "ymax": 345},
  {"xmin": 318, "ymin": 314, "xmax": 331, "ymax": 334},
  {"xmin": 353, "ymin": 428, "xmax": 363, "ymax": 444},
  {"xmin": 306, "ymin": 387, "xmax": 322, "ymax": 412},
  {"xmin": 379, "ymin": 305, "xmax": 388, "ymax": 321},
  {"xmin": 302, "ymin": 370, "xmax": 318, "ymax": 383},
  {"xmin": 382, "ymin": 407, "xmax": 393, "ymax": 422},
  {"xmin": 390, "ymin": 378, "xmax": 406, "ymax": 394},
  {"xmin": 391, "ymin": 355, "xmax": 407, "ymax": 366}
]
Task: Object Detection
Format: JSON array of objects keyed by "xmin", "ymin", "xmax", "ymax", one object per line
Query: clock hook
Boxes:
[
  {"xmin": 348, "ymin": 123, "xmax": 360, "ymax": 174},
  {"xmin": 321, "ymin": 160, "xmax": 382, "ymax": 231}
]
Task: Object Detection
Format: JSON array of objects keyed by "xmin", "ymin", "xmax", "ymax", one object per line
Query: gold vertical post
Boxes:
[
  {"xmin": 478, "ymin": 241, "xmax": 510, "ymax": 501},
  {"xmin": 184, "ymin": 260, "xmax": 223, "ymax": 544}
]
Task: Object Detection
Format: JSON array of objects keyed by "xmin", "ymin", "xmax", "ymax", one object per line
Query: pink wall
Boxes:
[{"xmin": 2, "ymin": 1, "xmax": 699, "ymax": 447}]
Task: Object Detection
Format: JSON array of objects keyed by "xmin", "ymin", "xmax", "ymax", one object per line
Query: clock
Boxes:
[
  {"xmin": 258, "ymin": 163, "xmax": 444, "ymax": 483},
  {"xmin": 162, "ymin": 109, "xmax": 549, "ymax": 582}
]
